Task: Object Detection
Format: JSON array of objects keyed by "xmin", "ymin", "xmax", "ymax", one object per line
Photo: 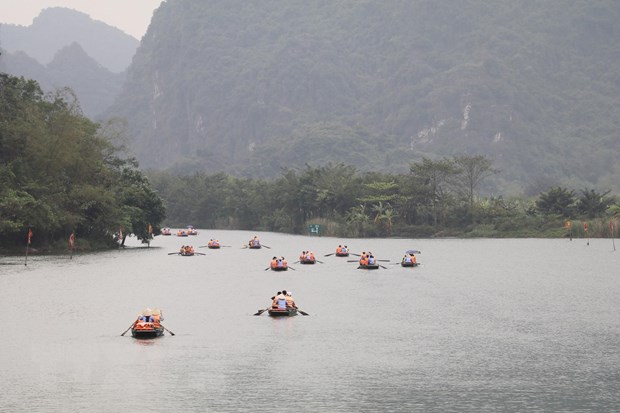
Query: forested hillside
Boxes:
[{"xmin": 105, "ymin": 0, "xmax": 620, "ymax": 194}]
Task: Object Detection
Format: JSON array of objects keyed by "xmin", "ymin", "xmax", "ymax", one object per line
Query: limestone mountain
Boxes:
[{"xmin": 105, "ymin": 1, "xmax": 620, "ymax": 192}]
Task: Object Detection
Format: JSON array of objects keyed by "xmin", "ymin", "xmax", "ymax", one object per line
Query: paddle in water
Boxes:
[
  {"xmin": 297, "ymin": 309, "xmax": 309, "ymax": 316},
  {"xmin": 254, "ymin": 308, "xmax": 270, "ymax": 316},
  {"xmin": 120, "ymin": 321, "xmax": 136, "ymax": 336},
  {"xmin": 261, "ymin": 244, "xmax": 272, "ymax": 249},
  {"xmin": 160, "ymin": 324, "xmax": 175, "ymax": 336},
  {"xmin": 324, "ymin": 253, "xmax": 335, "ymax": 257}
]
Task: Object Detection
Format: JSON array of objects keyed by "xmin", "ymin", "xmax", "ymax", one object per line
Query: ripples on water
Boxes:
[{"xmin": 1, "ymin": 233, "xmax": 619, "ymax": 412}]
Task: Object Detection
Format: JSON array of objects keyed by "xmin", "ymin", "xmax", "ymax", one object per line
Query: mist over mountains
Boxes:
[
  {"xmin": 0, "ymin": 7, "xmax": 136, "ymax": 118},
  {"xmin": 3, "ymin": 1, "xmax": 620, "ymax": 194}
]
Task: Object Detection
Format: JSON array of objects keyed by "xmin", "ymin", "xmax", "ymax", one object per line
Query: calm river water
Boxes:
[{"xmin": 1, "ymin": 231, "xmax": 618, "ymax": 412}]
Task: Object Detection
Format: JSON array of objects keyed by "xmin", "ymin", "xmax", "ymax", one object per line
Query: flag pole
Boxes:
[
  {"xmin": 24, "ymin": 227, "xmax": 32, "ymax": 266},
  {"xmin": 69, "ymin": 232, "xmax": 75, "ymax": 259}
]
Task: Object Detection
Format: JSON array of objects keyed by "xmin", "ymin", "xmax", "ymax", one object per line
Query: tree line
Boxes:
[
  {"xmin": 0, "ymin": 74, "xmax": 165, "ymax": 251},
  {"xmin": 149, "ymin": 159, "xmax": 619, "ymax": 239}
]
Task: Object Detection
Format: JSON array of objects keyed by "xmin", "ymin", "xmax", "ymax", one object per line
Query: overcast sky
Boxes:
[{"xmin": 0, "ymin": 0, "xmax": 162, "ymax": 39}]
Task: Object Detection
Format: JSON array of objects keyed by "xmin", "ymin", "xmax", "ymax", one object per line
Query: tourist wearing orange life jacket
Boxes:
[
  {"xmin": 285, "ymin": 291, "xmax": 297, "ymax": 308},
  {"xmin": 271, "ymin": 257, "xmax": 278, "ymax": 268},
  {"xmin": 359, "ymin": 251, "xmax": 369, "ymax": 265},
  {"xmin": 336, "ymin": 245, "xmax": 342, "ymax": 254}
]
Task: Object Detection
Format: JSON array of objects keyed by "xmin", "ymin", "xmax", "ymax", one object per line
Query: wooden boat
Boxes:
[
  {"xmin": 249, "ymin": 244, "xmax": 262, "ymax": 249},
  {"xmin": 207, "ymin": 243, "xmax": 221, "ymax": 249},
  {"xmin": 131, "ymin": 309, "xmax": 164, "ymax": 338},
  {"xmin": 358, "ymin": 263, "xmax": 380, "ymax": 270},
  {"xmin": 160, "ymin": 227, "xmax": 172, "ymax": 236},
  {"xmin": 299, "ymin": 258, "xmax": 316, "ymax": 264},
  {"xmin": 335, "ymin": 252, "xmax": 349, "ymax": 257},
  {"xmin": 268, "ymin": 307, "xmax": 298, "ymax": 317},
  {"xmin": 177, "ymin": 229, "xmax": 188, "ymax": 237},
  {"xmin": 270, "ymin": 265, "xmax": 288, "ymax": 271},
  {"xmin": 180, "ymin": 250, "xmax": 195, "ymax": 256},
  {"xmin": 187, "ymin": 226, "xmax": 198, "ymax": 235},
  {"xmin": 401, "ymin": 261, "xmax": 419, "ymax": 267}
]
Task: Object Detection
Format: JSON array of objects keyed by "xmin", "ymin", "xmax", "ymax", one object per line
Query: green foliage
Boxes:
[
  {"xmin": 535, "ymin": 187, "xmax": 576, "ymax": 217},
  {"xmin": 0, "ymin": 74, "xmax": 165, "ymax": 250}
]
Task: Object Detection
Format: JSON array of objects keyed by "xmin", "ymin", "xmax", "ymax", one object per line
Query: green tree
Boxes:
[
  {"xmin": 536, "ymin": 187, "xmax": 576, "ymax": 217},
  {"xmin": 576, "ymin": 188, "xmax": 615, "ymax": 219},
  {"xmin": 453, "ymin": 155, "xmax": 497, "ymax": 222}
]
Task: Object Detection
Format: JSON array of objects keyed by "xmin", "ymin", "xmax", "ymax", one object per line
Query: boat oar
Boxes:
[
  {"xmin": 254, "ymin": 308, "xmax": 270, "ymax": 316},
  {"xmin": 195, "ymin": 252, "xmax": 207, "ymax": 256},
  {"xmin": 120, "ymin": 321, "xmax": 137, "ymax": 336},
  {"xmin": 350, "ymin": 253, "xmax": 361, "ymax": 257},
  {"xmin": 297, "ymin": 309, "xmax": 309, "ymax": 316},
  {"xmin": 160, "ymin": 324, "xmax": 175, "ymax": 336},
  {"xmin": 288, "ymin": 266, "xmax": 296, "ymax": 271},
  {"xmin": 293, "ymin": 260, "xmax": 300, "ymax": 264},
  {"xmin": 261, "ymin": 244, "xmax": 272, "ymax": 249},
  {"xmin": 264, "ymin": 267, "xmax": 272, "ymax": 271},
  {"xmin": 379, "ymin": 264, "xmax": 388, "ymax": 269},
  {"xmin": 168, "ymin": 252, "xmax": 180, "ymax": 255},
  {"xmin": 324, "ymin": 253, "xmax": 335, "ymax": 257},
  {"xmin": 377, "ymin": 259, "xmax": 390, "ymax": 262},
  {"xmin": 347, "ymin": 260, "xmax": 359, "ymax": 262},
  {"xmin": 316, "ymin": 260, "xmax": 324, "ymax": 264}
]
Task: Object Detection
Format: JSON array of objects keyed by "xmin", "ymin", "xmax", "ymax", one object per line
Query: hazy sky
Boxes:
[{"xmin": 0, "ymin": 0, "xmax": 163, "ymax": 39}]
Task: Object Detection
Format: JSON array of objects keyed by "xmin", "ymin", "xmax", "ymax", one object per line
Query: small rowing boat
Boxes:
[
  {"xmin": 299, "ymin": 258, "xmax": 316, "ymax": 264},
  {"xmin": 358, "ymin": 263, "xmax": 380, "ymax": 270},
  {"xmin": 401, "ymin": 261, "xmax": 419, "ymax": 267},
  {"xmin": 131, "ymin": 309, "xmax": 164, "ymax": 338},
  {"xmin": 268, "ymin": 307, "xmax": 297, "ymax": 317},
  {"xmin": 160, "ymin": 227, "xmax": 172, "ymax": 236}
]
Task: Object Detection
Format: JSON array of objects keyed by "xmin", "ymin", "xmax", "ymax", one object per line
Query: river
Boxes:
[{"xmin": 1, "ymin": 230, "xmax": 618, "ymax": 412}]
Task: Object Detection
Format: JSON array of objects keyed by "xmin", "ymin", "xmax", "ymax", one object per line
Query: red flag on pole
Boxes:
[{"xmin": 27, "ymin": 228, "xmax": 33, "ymax": 245}]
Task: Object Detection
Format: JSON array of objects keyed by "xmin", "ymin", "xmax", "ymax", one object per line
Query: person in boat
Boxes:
[
  {"xmin": 285, "ymin": 291, "xmax": 297, "ymax": 309},
  {"xmin": 140, "ymin": 308, "xmax": 154, "ymax": 322},
  {"xmin": 367, "ymin": 254, "xmax": 376, "ymax": 265},
  {"xmin": 271, "ymin": 256, "xmax": 278, "ymax": 268},
  {"xmin": 275, "ymin": 291, "xmax": 287, "ymax": 309},
  {"xmin": 402, "ymin": 254, "xmax": 413, "ymax": 264},
  {"xmin": 299, "ymin": 251, "xmax": 307, "ymax": 261},
  {"xmin": 342, "ymin": 245, "xmax": 349, "ymax": 254},
  {"xmin": 359, "ymin": 252, "xmax": 369, "ymax": 266},
  {"xmin": 307, "ymin": 251, "xmax": 316, "ymax": 261},
  {"xmin": 180, "ymin": 245, "xmax": 185, "ymax": 254},
  {"xmin": 271, "ymin": 292, "xmax": 281, "ymax": 308},
  {"xmin": 336, "ymin": 245, "xmax": 342, "ymax": 254},
  {"xmin": 249, "ymin": 235, "xmax": 260, "ymax": 247}
]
